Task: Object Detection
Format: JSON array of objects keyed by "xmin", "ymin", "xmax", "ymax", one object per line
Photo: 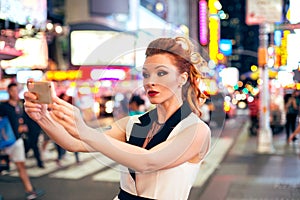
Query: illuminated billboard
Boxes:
[{"xmin": 70, "ymin": 30, "xmax": 135, "ymax": 66}]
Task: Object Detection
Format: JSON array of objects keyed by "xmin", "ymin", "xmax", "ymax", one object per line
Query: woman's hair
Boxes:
[{"xmin": 145, "ymin": 37, "xmax": 207, "ymax": 117}]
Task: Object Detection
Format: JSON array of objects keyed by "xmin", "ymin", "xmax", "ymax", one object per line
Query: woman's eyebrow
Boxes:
[
  {"xmin": 142, "ymin": 64, "xmax": 168, "ymax": 70},
  {"xmin": 155, "ymin": 65, "xmax": 168, "ymax": 69}
]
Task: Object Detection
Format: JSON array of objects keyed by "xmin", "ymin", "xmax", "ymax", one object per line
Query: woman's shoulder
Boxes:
[
  {"xmin": 177, "ymin": 112, "xmax": 210, "ymax": 134},
  {"xmin": 187, "ymin": 112, "xmax": 205, "ymax": 124},
  {"xmin": 188, "ymin": 113, "xmax": 210, "ymax": 132}
]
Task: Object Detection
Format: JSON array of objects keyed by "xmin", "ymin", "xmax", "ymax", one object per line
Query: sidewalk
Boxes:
[{"xmin": 198, "ymin": 115, "xmax": 300, "ymax": 200}]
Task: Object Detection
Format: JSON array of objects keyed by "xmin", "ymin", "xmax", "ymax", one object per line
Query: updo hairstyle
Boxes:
[{"xmin": 145, "ymin": 37, "xmax": 207, "ymax": 117}]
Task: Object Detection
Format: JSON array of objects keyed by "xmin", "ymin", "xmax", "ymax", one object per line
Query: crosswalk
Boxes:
[{"xmin": 3, "ymin": 138, "xmax": 234, "ymax": 187}]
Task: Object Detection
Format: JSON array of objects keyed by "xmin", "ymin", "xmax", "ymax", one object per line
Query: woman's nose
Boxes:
[
  {"xmin": 144, "ymin": 81, "xmax": 155, "ymax": 88},
  {"xmin": 144, "ymin": 74, "xmax": 156, "ymax": 84}
]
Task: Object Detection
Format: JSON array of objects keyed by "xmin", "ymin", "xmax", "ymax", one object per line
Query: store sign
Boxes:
[
  {"xmin": 246, "ymin": 0, "xmax": 283, "ymax": 25},
  {"xmin": 199, "ymin": 0, "xmax": 208, "ymax": 46},
  {"xmin": 45, "ymin": 70, "xmax": 82, "ymax": 81},
  {"xmin": 209, "ymin": 16, "xmax": 219, "ymax": 64}
]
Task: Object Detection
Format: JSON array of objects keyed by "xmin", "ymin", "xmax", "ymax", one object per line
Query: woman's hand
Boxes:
[
  {"xmin": 48, "ymin": 97, "xmax": 88, "ymax": 140},
  {"xmin": 24, "ymin": 90, "xmax": 48, "ymax": 122}
]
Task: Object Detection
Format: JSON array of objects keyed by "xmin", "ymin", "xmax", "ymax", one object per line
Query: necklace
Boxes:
[
  {"xmin": 142, "ymin": 120, "xmax": 165, "ymax": 148},
  {"xmin": 155, "ymin": 120, "xmax": 165, "ymax": 126}
]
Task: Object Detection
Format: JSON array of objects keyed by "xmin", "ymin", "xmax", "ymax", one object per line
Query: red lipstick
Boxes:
[{"xmin": 148, "ymin": 90, "xmax": 159, "ymax": 97}]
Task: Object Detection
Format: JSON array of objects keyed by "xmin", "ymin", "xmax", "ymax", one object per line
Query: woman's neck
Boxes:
[{"xmin": 156, "ymin": 100, "xmax": 183, "ymax": 123}]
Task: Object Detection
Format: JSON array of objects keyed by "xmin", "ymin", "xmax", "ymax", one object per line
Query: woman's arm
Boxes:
[
  {"xmin": 80, "ymin": 121, "xmax": 210, "ymax": 173},
  {"xmin": 27, "ymin": 89, "xmax": 211, "ymax": 172},
  {"xmin": 24, "ymin": 90, "xmax": 128, "ymax": 152},
  {"xmin": 23, "ymin": 91, "xmax": 91, "ymax": 152},
  {"xmin": 37, "ymin": 112, "xmax": 90, "ymax": 151},
  {"xmin": 49, "ymin": 97, "xmax": 211, "ymax": 172}
]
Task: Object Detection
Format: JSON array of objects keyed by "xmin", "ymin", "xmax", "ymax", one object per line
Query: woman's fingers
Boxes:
[
  {"xmin": 24, "ymin": 96, "xmax": 43, "ymax": 112},
  {"xmin": 49, "ymin": 102, "xmax": 75, "ymax": 120},
  {"xmin": 54, "ymin": 96, "xmax": 74, "ymax": 109},
  {"xmin": 49, "ymin": 109, "xmax": 79, "ymax": 138},
  {"xmin": 24, "ymin": 99, "xmax": 41, "ymax": 108},
  {"xmin": 24, "ymin": 91, "xmax": 38, "ymax": 101}
]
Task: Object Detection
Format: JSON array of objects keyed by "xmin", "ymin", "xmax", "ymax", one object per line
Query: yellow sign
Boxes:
[{"xmin": 45, "ymin": 70, "xmax": 82, "ymax": 81}]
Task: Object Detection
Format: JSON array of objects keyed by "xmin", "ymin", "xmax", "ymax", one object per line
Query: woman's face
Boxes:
[{"xmin": 142, "ymin": 54, "xmax": 186, "ymax": 105}]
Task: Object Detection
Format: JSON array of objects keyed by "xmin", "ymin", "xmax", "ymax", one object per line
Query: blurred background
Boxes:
[
  {"xmin": 0, "ymin": 0, "xmax": 299, "ymax": 136},
  {"xmin": 1, "ymin": 1, "xmax": 300, "ymax": 199}
]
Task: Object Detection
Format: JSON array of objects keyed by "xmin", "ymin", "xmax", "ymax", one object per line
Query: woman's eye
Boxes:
[
  {"xmin": 142, "ymin": 73, "xmax": 150, "ymax": 78},
  {"xmin": 157, "ymin": 71, "xmax": 167, "ymax": 76}
]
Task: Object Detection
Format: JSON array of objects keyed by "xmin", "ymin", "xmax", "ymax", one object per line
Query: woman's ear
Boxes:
[{"xmin": 180, "ymin": 72, "xmax": 189, "ymax": 86}]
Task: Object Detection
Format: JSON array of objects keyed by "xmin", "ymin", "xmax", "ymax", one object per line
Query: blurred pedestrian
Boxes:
[
  {"xmin": 0, "ymin": 83, "xmax": 44, "ymax": 199},
  {"xmin": 128, "ymin": 94, "xmax": 145, "ymax": 116},
  {"xmin": 248, "ymin": 95, "xmax": 259, "ymax": 136},
  {"xmin": 284, "ymin": 91, "xmax": 299, "ymax": 143},
  {"xmin": 40, "ymin": 129, "xmax": 52, "ymax": 160},
  {"xmin": 288, "ymin": 123, "xmax": 300, "ymax": 143},
  {"xmin": 23, "ymin": 109, "xmax": 44, "ymax": 168},
  {"xmin": 205, "ymin": 96, "xmax": 214, "ymax": 123}
]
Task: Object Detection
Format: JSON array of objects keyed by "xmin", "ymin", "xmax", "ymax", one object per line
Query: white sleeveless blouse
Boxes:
[{"xmin": 114, "ymin": 112, "xmax": 210, "ymax": 200}]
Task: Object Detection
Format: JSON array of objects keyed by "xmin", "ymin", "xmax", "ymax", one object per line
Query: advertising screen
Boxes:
[{"xmin": 70, "ymin": 30, "xmax": 135, "ymax": 66}]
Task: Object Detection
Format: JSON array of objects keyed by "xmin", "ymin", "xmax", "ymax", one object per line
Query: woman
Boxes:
[{"xmin": 24, "ymin": 37, "xmax": 211, "ymax": 200}]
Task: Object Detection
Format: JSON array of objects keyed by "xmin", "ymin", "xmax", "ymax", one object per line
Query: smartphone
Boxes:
[{"xmin": 27, "ymin": 81, "xmax": 52, "ymax": 104}]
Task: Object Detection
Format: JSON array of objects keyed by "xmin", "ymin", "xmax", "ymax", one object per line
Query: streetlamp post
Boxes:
[{"xmin": 257, "ymin": 23, "xmax": 275, "ymax": 153}]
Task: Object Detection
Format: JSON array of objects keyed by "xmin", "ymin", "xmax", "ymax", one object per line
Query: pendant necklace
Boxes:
[{"xmin": 142, "ymin": 120, "xmax": 165, "ymax": 148}]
